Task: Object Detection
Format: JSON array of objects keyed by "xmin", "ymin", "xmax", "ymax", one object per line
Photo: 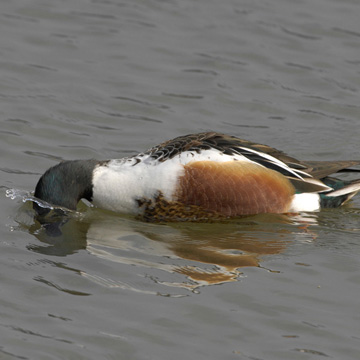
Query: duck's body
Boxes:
[{"xmin": 34, "ymin": 132, "xmax": 360, "ymax": 221}]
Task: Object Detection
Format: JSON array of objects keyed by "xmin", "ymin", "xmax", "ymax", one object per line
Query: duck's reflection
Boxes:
[{"xmin": 25, "ymin": 204, "xmax": 317, "ymax": 290}]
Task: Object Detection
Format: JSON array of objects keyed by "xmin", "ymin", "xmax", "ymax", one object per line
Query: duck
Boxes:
[{"xmin": 34, "ymin": 132, "xmax": 360, "ymax": 221}]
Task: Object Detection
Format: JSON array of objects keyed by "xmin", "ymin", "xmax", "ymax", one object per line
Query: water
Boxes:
[{"xmin": 1, "ymin": 0, "xmax": 360, "ymax": 359}]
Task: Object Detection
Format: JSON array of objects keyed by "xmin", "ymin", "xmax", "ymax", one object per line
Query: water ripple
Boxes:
[
  {"xmin": 332, "ymin": 27, "xmax": 360, "ymax": 38},
  {"xmin": 1, "ymin": 168, "xmax": 39, "ymax": 175},
  {"xmin": 162, "ymin": 93, "xmax": 203, "ymax": 99},
  {"xmin": 23, "ymin": 151, "xmax": 63, "ymax": 161},
  {"xmin": 98, "ymin": 110, "xmax": 163, "ymax": 123},
  {"xmin": 280, "ymin": 26, "xmax": 321, "ymax": 40},
  {"xmin": 113, "ymin": 96, "xmax": 171, "ymax": 110}
]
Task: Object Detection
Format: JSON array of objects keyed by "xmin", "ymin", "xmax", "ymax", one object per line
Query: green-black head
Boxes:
[{"xmin": 34, "ymin": 160, "xmax": 98, "ymax": 216}]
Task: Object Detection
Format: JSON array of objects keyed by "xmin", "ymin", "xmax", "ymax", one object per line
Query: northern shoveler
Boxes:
[{"xmin": 34, "ymin": 132, "xmax": 360, "ymax": 221}]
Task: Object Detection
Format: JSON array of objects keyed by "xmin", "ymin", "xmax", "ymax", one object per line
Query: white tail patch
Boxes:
[{"xmin": 289, "ymin": 193, "xmax": 320, "ymax": 212}]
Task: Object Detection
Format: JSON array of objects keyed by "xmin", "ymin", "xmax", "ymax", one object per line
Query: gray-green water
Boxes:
[{"xmin": 1, "ymin": 0, "xmax": 360, "ymax": 359}]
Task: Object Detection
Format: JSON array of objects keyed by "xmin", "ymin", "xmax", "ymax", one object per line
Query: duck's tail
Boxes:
[{"xmin": 320, "ymin": 177, "xmax": 360, "ymax": 208}]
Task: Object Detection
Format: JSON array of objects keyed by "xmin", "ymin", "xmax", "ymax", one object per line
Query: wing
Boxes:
[
  {"xmin": 299, "ymin": 160, "xmax": 360, "ymax": 179},
  {"xmin": 144, "ymin": 132, "xmax": 360, "ymax": 193},
  {"xmin": 145, "ymin": 132, "xmax": 308, "ymax": 179}
]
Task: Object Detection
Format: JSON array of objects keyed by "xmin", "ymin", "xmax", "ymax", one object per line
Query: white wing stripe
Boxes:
[{"xmin": 238, "ymin": 147, "xmax": 306, "ymax": 180}]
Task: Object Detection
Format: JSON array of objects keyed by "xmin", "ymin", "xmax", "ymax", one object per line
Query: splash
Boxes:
[
  {"xmin": 6, "ymin": 188, "xmax": 54, "ymax": 209},
  {"xmin": 5, "ymin": 188, "xmax": 74, "ymax": 216}
]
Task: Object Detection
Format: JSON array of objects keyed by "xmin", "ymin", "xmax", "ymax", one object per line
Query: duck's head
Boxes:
[{"xmin": 33, "ymin": 159, "xmax": 99, "ymax": 216}]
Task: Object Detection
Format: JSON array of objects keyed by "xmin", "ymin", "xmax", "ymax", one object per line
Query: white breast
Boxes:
[{"xmin": 92, "ymin": 157, "xmax": 181, "ymax": 214}]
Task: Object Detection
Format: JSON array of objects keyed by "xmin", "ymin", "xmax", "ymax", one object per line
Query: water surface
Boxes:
[{"xmin": 1, "ymin": 0, "xmax": 360, "ymax": 359}]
